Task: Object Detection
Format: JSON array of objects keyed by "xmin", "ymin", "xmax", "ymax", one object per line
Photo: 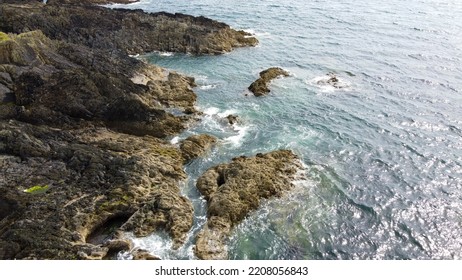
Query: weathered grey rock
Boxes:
[
  {"xmin": 179, "ymin": 134, "xmax": 217, "ymax": 163},
  {"xmin": 248, "ymin": 67, "xmax": 289, "ymax": 96},
  {"xmin": 194, "ymin": 150, "xmax": 303, "ymax": 259}
]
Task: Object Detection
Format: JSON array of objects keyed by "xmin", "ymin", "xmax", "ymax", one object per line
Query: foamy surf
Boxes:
[
  {"xmin": 224, "ymin": 124, "xmax": 249, "ymax": 147},
  {"xmin": 307, "ymin": 73, "xmax": 352, "ymax": 92},
  {"xmin": 154, "ymin": 51, "xmax": 174, "ymax": 57},
  {"xmin": 199, "ymin": 84, "xmax": 217, "ymax": 90},
  {"xmin": 242, "ymin": 28, "xmax": 272, "ymax": 38}
]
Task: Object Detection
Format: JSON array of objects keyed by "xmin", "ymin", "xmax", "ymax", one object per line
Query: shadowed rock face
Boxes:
[
  {"xmin": 0, "ymin": 1, "xmax": 258, "ymax": 55},
  {"xmin": 248, "ymin": 67, "xmax": 289, "ymax": 97},
  {"xmin": 194, "ymin": 150, "xmax": 303, "ymax": 259}
]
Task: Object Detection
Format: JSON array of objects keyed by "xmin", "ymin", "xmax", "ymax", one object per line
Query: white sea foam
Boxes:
[
  {"xmin": 170, "ymin": 136, "xmax": 180, "ymax": 145},
  {"xmin": 118, "ymin": 232, "xmax": 173, "ymax": 260},
  {"xmin": 199, "ymin": 84, "xmax": 217, "ymax": 90},
  {"xmin": 307, "ymin": 74, "xmax": 352, "ymax": 93},
  {"xmin": 217, "ymin": 109, "xmax": 238, "ymax": 118},
  {"xmin": 242, "ymin": 28, "xmax": 272, "ymax": 37},
  {"xmin": 194, "ymin": 75, "xmax": 208, "ymax": 83},
  {"xmin": 224, "ymin": 124, "xmax": 249, "ymax": 147},
  {"xmin": 203, "ymin": 107, "xmax": 220, "ymax": 115}
]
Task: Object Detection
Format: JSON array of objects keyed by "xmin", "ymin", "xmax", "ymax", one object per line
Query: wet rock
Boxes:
[
  {"xmin": 316, "ymin": 72, "xmax": 347, "ymax": 89},
  {"xmin": 0, "ymin": 2, "xmax": 258, "ymax": 55},
  {"xmin": 248, "ymin": 67, "xmax": 289, "ymax": 96},
  {"xmin": 146, "ymin": 72, "xmax": 197, "ymax": 114},
  {"xmin": 121, "ymin": 189, "xmax": 194, "ymax": 249},
  {"xmin": 179, "ymin": 134, "xmax": 217, "ymax": 163},
  {"xmin": 132, "ymin": 249, "xmax": 161, "ymax": 260},
  {"xmin": 194, "ymin": 150, "xmax": 303, "ymax": 259},
  {"xmin": 225, "ymin": 114, "xmax": 239, "ymax": 125},
  {"xmin": 103, "ymin": 238, "xmax": 133, "ymax": 259}
]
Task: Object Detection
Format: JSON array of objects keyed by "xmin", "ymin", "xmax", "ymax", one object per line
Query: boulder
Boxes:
[
  {"xmin": 194, "ymin": 150, "xmax": 303, "ymax": 259},
  {"xmin": 225, "ymin": 114, "xmax": 239, "ymax": 125},
  {"xmin": 179, "ymin": 134, "xmax": 217, "ymax": 163},
  {"xmin": 248, "ymin": 67, "xmax": 289, "ymax": 96}
]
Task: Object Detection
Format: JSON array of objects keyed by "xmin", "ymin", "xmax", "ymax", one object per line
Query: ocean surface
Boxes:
[{"xmin": 110, "ymin": 0, "xmax": 462, "ymax": 259}]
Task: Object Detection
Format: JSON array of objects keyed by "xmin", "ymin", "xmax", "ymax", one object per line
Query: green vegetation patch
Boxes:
[
  {"xmin": 0, "ymin": 32, "xmax": 11, "ymax": 42},
  {"xmin": 23, "ymin": 185, "xmax": 49, "ymax": 194}
]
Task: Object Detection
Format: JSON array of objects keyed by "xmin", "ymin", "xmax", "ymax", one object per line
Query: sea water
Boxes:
[{"xmin": 109, "ymin": 0, "xmax": 462, "ymax": 259}]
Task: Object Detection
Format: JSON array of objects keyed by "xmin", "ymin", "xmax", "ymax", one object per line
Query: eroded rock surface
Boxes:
[
  {"xmin": 179, "ymin": 134, "xmax": 217, "ymax": 163},
  {"xmin": 0, "ymin": 29, "xmax": 197, "ymax": 259},
  {"xmin": 248, "ymin": 67, "xmax": 289, "ymax": 96},
  {"xmin": 194, "ymin": 150, "xmax": 303, "ymax": 259},
  {"xmin": 0, "ymin": 0, "xmax": 260, "ymax": 260},
  {"xmin": 0, "ymin": 1, "xmax": 258, "ymax": 55}
]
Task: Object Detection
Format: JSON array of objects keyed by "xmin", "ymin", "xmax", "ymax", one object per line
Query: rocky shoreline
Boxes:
[{"xmin": 0, "ymin": 0, "xmax": 303, "ymax": 260}]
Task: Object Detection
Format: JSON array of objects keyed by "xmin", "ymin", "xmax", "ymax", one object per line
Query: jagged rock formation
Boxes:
[
  {"xmin": 0, "ymin": 29, "xmax": 198, "ymax": 259},
  {"xmin": 248, "ymin": 67, "xmax": 289, "ymax": 96},
  {"xmin": 0, "ymin": 1, "xmax": 258, "ymax": 55},
  {"xmin": 0, "ymin": 0, "xmax": 262, "ymax": 260},
  {"xmin": 179, "ymin": 134, "xmax": 217, "ymax": 163},
  {"xmin": 194, "ymin": 150, "xmax": 303, "ymax": 259}
]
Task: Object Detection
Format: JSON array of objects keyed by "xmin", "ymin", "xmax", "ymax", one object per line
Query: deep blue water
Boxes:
[{"xmin": 111, "ymin": 0, "xmax": 462, "ymax": 259}]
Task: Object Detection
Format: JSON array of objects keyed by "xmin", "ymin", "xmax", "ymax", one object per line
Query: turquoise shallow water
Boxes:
[{"xmin": 111, "ymin": 0, "xmax": 462, "ymax": 259}]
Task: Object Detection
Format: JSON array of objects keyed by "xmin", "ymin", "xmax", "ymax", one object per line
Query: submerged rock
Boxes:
[
  {"xmin": 179, "ymin": 134, "xmax": 217, "ymax": 163},
  {"xmin": 248, "ymin": 67, "xmax": 289, "ymax": 96},
  {"xmin": 194, "ymin": 150, "xmax": 303, "ymax": 259},
  {"xmin": 316, "ymin": 72, "xmax": 348, "ymax": 89},
  {"xmin": 225, "ymin": 114, "xmax": 239, "ymax": 125}
]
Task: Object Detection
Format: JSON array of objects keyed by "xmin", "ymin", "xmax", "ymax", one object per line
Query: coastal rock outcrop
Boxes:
[
  {"xmin": 0, "ymin": 0, "xmax": 261, "ymax": 260},
  {"xmin": 179, "ymin": 134, "xmax": 217, "ymax": 163},
  {"xmin": 194, "ymin": 150, "xmax": 303, "ymax": 259},
  {"xmin": 248, "ymin": 67, "xmax": 289, "ymax": 96},
  {"xmin": 0, "ymin": 1, "xmax": 258, "ymax": 55},
  {"xmin": 0, "ymin": 29, "xmax": 198, "ymax": 259}
]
